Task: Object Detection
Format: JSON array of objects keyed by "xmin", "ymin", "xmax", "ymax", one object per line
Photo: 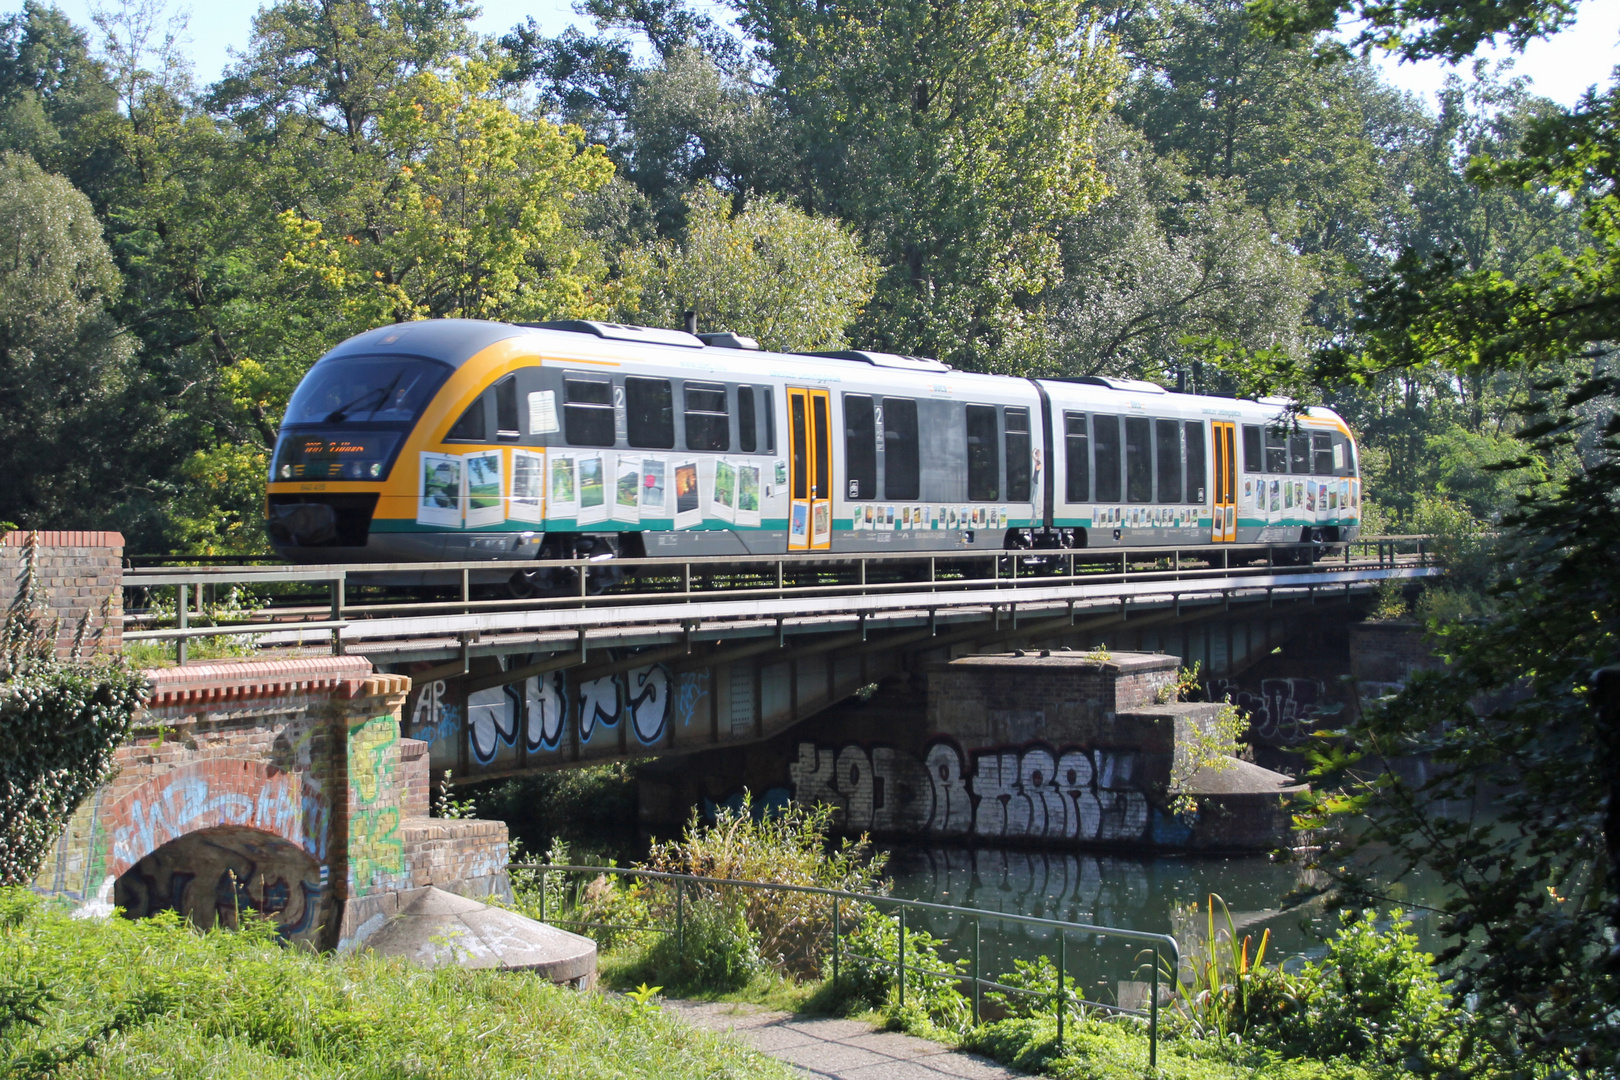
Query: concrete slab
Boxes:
[{"xmin": 364, "ymin": 886, "xmax": 596, "ymax": 984}]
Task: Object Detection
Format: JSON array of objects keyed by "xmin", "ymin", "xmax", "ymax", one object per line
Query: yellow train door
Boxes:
[
  {"xmin": 1211, "ymin": 421, "xmax": 1237, "ymax": 542},
  {"xmin": 788, "ymin": 387, "xmax": 832, "ymax": 551}
]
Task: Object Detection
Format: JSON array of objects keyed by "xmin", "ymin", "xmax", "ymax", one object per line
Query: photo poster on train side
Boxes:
[
  {"xmin": 640, "ymin": 457, "xmax": 667, "ymax": 519},
  {"xmin": 612, "ymin": 453, "xmax": 641, "ymax": 524},
  {"xmin": 509, "ymin": 449, "xmax": 545, "ymax": 523},
  {"xmin": 464, "ymin": 450, "xmax": 504, "ymax": 528},
  {"xmin": 418, "ymin": 451, "xmax": 463, "ymax": 527},
  {"xmin": 1305, "ymin": 482, "xmax": 1316, "ymax": 514},
  {"xmin": 735, "ymin": 462, "xmax": 761, "ymax": 527},
  {"xmin": 673, "ymin": 459, "xmax": 701, "ymax": 530},
  {"xmin": 576, "ymin": 454, "xmax": 607, "ymax": 525},
  {"xmin": 549, "ymin": 453, "xmax": 578, "ymax": 520},
  {"xmin": 710, "ymin": 459, "xmax": 736, "ymax": 523}
]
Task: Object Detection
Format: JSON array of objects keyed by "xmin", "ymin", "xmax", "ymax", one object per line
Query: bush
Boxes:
[
  {"xmin": 643, "ymin": 795, "xmax": 888, "ymax": 977},
  {"xmin": 1246, "ymin": 910, "xmax": 1466, "ymax": 1069},
  {"xmin": 837, "ymin": 908, "xmax": 972, "ymax": 1033},
  {"xmin": 628, "ymin": 892, "xmax": 764, "ymax": 993}
]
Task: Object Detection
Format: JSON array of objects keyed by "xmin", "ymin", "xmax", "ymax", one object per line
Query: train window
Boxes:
[
  {"xmin": 812, "ymin": 395, "xmax": 830, "ymax": 498},
  {"xmin": 1312, "ymin": 431, "xmax": 1333, "ymax": 475},
  {"xmin": 446, "ymin": 396, "xmax": 487, "ymax": 442},
  {"xmin": 1125, "ymin": 416, "xmax": 1152, "ymax": 503},
  {"xmin": 1185, "ymin": 421, "xmax": 1206, "ymax": 502},
  {"xmin": 684, "ymin": 381, "xmax": 730, "ymax": 452},
  {"xmin": 283, "ymin": 355, "xmax": 450, "ymax": 426},
  {"xmin": 495, "ymin": 377, "xmax": 520, "ymax": 441},
  {"xmin": 966, "ymin": 405, "xmax": 1000, "ymax": 501},
  {"xmin": 764, "ymin": 388, "xmax": 775, "ymax": 452},
  {"xmin": 1005, "ymin": 407, "xmax": 1032, "ymax": 502},
  {"xmin": 791, "ymin": 394, "xmax": 808, "ymax": 500},
  {"xmin": 1289, "ymin": 433, "xmax": 1310, "ymax": 473},
  {"xmin": 884, "ymin": 397, "xmax": 920, "ymax": 501},
  {"xmin": 739, "ymin": 386, "xmax": 758, "ymax": 453},
  {"xmin": 564, "ymin": 377, "xmax": 615, "ymax": 446},
  {"xmin": 1094, "ymin": 415, "xmax": 1121, "ymax": 501},
  {"xmin": 843, "ymin": 394, "xmax": 877, "ymax": 500},
  {"xmin": 1154, "ymin": 418, "xmax": 1182, "ymax": 503},
  {"xmin": 626, "ymin": 376, "xmax": 675, "ymax": 449},
  {"xmin": 1064, "ymin": 412, "xmax": 1089, "ymax": 503},
  {"xmin": 1242, "ymin": 425, "xmax": 1262, "ymax": 472},
  {"xmin": 1264, "ymin": 428, "xmax": 1288, "ymax": 473}
]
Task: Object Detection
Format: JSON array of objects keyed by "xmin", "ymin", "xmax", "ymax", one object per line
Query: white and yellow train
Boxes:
[{"xmin": 266, "ymin": 319, "xmax": 1362, "ymax": 588}]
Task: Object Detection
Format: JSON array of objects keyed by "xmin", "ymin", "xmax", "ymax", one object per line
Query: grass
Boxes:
[{"xmin": 0, "ymin": 890, "xmax": 794, "ymax": 1080}]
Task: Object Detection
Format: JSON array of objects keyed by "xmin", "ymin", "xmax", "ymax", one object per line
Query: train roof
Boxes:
[{"xmin": 317, "ymin": 317, "xmax": 1348, "ymax": 430}]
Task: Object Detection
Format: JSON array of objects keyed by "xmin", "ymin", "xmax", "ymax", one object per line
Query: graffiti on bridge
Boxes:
[
  {"xmin": 417, "ymin": 652, "xmax": 710, "ymax": 767},
  {"xmin": 347, "ymin": 715, "xmax": 406, "ymax": 895},
  {"xmin": 789, "ymin": 740, "xmax": 1152, "ymax": 842},
  {"xmin": 1206, "ymin": 677, "xmax": 1340, "ymax": 744}
]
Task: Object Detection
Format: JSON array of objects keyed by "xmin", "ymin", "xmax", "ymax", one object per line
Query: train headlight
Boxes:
[
  {"xmin": 279, "ymin": 464, "xmax": 291, "ymax": 479},
  {"xmin": 369, "ymin": 462, "xmax": 382, "ymax": 478}
]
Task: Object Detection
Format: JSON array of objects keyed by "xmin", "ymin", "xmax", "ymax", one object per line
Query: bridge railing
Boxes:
[
  {"xmin": 120, "ymin": 535, "xmax": 1434, "ymax": 663},
  {"xmin": 511, "ymin": 862, "xmax": 1181, "ymax": 1066}
]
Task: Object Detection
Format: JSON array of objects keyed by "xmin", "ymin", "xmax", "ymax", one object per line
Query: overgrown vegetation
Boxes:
[
  {"xmin": 0, "ymin": 533, "xmax": 145, "ymax": 885},
  {"xmin": 0, "ymin": 888, "xmax": 789, "ymax": 1080}
]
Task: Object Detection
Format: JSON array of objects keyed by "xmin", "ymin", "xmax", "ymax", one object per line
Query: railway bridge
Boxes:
[{"xmin": 16, "ymin": 531, "xmax": 1442, "ymax": 945}]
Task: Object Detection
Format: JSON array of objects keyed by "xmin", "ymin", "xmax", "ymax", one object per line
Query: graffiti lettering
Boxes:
[
  {"xmin": 525, "ymin": 670, "xmax": 565, "ymax": 751},
  {"xmin": 792, "ymin": 740, "xmax": 1153, "ymax": 844},
  {"xmin": 625, "ymin": 664, "xmax": 670, "ymax": 745},
  {"xmin": 1208, "ymin": 677, "xmax": 1338, "ymax": 744},
  {"xmin": 577, "ymin": 676, "xmax": 619, "ymax": 743},
  {"xmin": 674, "ymin": 670, "xmax": 709, "ymax": 729}
]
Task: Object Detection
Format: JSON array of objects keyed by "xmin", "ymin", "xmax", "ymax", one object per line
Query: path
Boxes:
[{"xmin": 664, "ymin": 1000, "xmax": 1024, "ymax": 1080}]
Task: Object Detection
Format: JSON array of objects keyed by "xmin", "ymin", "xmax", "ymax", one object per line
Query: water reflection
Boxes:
[{"xmin": 883, "ymin": 846, "xmax": 1447, "ymax": 993}]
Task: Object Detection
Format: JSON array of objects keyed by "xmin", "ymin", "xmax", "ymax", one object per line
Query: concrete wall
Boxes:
[
  {"xmin": 33, "ymin": 656, "xmax": 509, "ymax": 951},
  {"xmin": 0, "ymin": 530, "xmax": 122, "ymax": 657}
]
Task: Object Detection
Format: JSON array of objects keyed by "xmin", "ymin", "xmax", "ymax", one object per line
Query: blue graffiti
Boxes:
[{"xmin": 674, "ymin": 670, "xmax": 708, "ymax": 728}]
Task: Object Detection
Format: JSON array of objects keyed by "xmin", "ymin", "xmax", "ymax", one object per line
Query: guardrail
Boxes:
[
  {"xmin": 513, "ymin": 862, "xmax": 1181, "ymax": 1065},
  {"xmin": 120, "ymin": 536, "xmax": 1435, "ymax": 663}
]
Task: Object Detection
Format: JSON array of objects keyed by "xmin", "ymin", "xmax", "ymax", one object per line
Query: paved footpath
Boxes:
[{"xmin": 664, "ymin": 1000, "xmax": 1025, "ymax": 1080}]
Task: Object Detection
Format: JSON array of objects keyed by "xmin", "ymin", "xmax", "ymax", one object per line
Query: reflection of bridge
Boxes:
[{"xmin": 121, "ymin": 541, "xmax": 1438, "ymax": 785}]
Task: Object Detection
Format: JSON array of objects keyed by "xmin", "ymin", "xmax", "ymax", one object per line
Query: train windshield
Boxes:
[{"xmin": 284, "ymin": 355, "xmax": 452, "ymax": 427}]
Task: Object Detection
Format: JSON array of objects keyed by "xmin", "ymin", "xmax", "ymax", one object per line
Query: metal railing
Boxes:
[
  {"xmin": 516, "ymin": 862, "xmax": 1180, "ymax": 1065},
  {"xmin": 120, "ymin": 535, "xmax": 1435, "ymax": 663}
]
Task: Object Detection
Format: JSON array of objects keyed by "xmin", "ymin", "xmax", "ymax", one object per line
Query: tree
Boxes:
[
  {"xmin": 616, "ymin": 184, "xmax": 877, "ymax": 351},
  {"xmin": 0, "ymin": 152, "xmax": 135, "ymax": 528},
  {"xmin": 737, "ymin": 0, "xmax": 1120, "ymax": 370}
]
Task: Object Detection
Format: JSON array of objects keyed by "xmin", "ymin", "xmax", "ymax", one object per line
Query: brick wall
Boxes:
[
  {"xmin": 0, "ymin": 531, "xmax": 123, "ymax": 657},
  {"xmin": 1349, "ymin": 621, "xmax": 1444, "ymax": 686}
]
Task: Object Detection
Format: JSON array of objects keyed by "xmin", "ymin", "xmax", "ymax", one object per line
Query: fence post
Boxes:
[
  {"xmin": 1151, "ymin": 945, "xmax": 1160, "ymax": 1071},
  {"xmin": 538, "ymin": 867, "xmax": 547, "ymax": 925},
  {"xmin": 676, "ymin": 878, "xmax": 685, "ymax": 959},
  {"xmin": 832, "ymin": 897, "xmax": 840, "ymax": 988},
  {"xmin": 972, "ymin": 917, "xmax": 981, "ymax": 1025},
  {"xmin": 176, "ymin": 583, "xmax": 189, "ymax": 666},
  {"xmin": 1056, "ymin": 931, "xmax": 1066, "ymax": 1050},
  {"xmin": 898, "ymin": 906, "xmax": 906, "ymax": 1011}
]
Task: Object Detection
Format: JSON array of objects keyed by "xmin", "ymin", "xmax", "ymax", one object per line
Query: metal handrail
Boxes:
[
  {"xmin": 513, "ymin": 862, "xmax": 1180, "ymax": 1066},
  {"xmin": 120, "ymin": 536, "xmax": 1434, "ymax": 662}
]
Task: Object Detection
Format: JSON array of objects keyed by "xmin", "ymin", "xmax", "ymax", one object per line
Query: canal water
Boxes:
[{"xmin": 879, "ymin": 845, "xmax": 1450, "ymax": 1002}]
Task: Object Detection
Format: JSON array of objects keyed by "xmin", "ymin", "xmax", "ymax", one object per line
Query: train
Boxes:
[{"xmin": 265, "ymin": 318, "xmax": 1362, "ymax": 590}]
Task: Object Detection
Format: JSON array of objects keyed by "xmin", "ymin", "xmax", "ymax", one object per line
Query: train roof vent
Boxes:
[
  {"xmin": 807, "ymin": 349, "xmax": 952, "ymax": 373},
  {"xmin": 1069, "ymin": 375, "xmax": 1167, "ymax": 394},
  {"xmin": 522, "ymin": 320, "xmax": 704, "ymax": 349},
  {"xmin": 698, "ymin": 331, "xmax": 760, "ymax": 350}
]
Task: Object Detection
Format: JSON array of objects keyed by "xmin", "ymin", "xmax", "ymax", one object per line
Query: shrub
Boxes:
[
  {"xmin": 1, "ymin": 534, "xmax": 146, "ymax": 885},
  {"xmin": 643, "ymin": 795, "xmax": 888, "ymax": 977},
  {"xmin": 838, "ymin": 908, "xmax": 972, "ymax": 1033},
  {"xmin": 629, "ymin": 891, "xmax": 764, "ymax": 993}
]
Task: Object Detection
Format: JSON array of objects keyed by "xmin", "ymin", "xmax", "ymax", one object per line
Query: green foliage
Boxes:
[
  {"xmin": 1368, "ymin": 577, "xmax": 1409, "ymax": 622},
  {"xmin": 1168, "ymin": 707, "xmax": 1250, "ymax": 819},
  {"xmin": 1167, "ymin": 894, "xmax": 1272, "ymax": 1042},
  {"xmin": 644, "ymin": 796, "xmax": 889, "ymax": 976},
  {"xmin": 616, "ymin": 184, "xmax": 878, "ymax": 351},
  {"xmin": 984, "ymin": 955, "xmax": 1081, "ymax": 1022},
  {"xmin": 631, "ymin": 893, "xmax": 764, "ymax": 993},
  {"xmin": 1244, "ymin": 910, "xmax": 1464, "ymax": 1069},
  {"xmin": 0, "ymin": 885, "xmax": 791, "ymax": 1079},
  {"xmin": 472, "ymin": 759, "xmax": 645, "ymax": 857},
  {"xmin": 0, "ymin": 534, "xmax": 145, "ymax": 886},
  {"xmin": 837, "ymin": 909, "xmax": 972, "ymax": 1033}
]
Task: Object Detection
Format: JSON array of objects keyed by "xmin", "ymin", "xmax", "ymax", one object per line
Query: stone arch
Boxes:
[
  {"xmin": 98, "ymin": 758, "xmax": 331, "ymax": 890},
  {"xmin": 114, "ymin": 824, "xmax": 330, "ymax": 945}
]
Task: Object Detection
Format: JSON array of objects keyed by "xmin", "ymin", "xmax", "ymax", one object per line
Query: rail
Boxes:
[
  {"xmin": 513, "ymin": 862, "xmax": 1181, "ymax": 1065},
  {"xmin": 120, "ymin": 535, "xmax": 1435, "ymax": 663}
]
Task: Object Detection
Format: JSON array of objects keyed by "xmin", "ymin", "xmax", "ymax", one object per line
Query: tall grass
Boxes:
[{"xmin": 0, "ymin": 889, "xmax": 790, "ymax": 1080}]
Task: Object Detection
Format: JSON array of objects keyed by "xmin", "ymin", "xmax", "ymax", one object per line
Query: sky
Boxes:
[{"xmin": 18, "ymin": 0, "xmax": 1620, "ymax": 111}]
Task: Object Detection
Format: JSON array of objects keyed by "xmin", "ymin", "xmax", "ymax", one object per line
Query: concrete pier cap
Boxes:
[{"xmin": 365, "ymin": 887, "xmax": 597, "ymax": 987}]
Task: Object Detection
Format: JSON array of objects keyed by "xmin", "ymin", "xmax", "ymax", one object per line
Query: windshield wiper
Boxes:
[{"xmin": 325, "ymin": 372, "xmax": 403, "ymax": 423}]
